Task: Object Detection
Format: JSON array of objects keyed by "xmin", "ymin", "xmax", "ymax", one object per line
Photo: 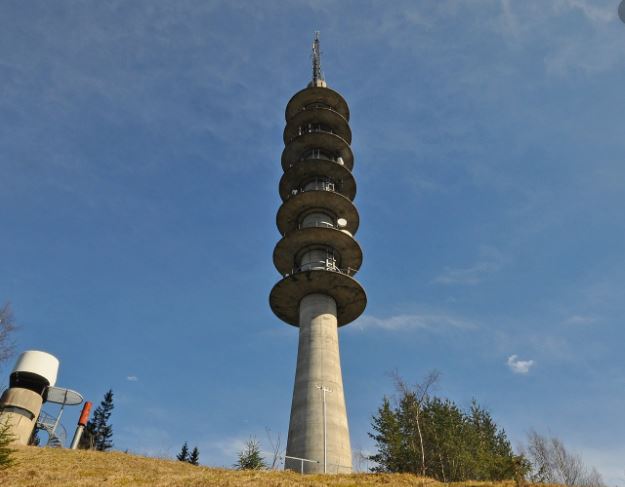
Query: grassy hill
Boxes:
[{"xmin": 1, "ymin": 446, "xmax": 555, "ymax": 486}]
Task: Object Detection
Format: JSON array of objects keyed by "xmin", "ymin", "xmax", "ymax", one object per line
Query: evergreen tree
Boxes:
[
  {"xmin": 78, "ymin": 424, "xmax": 93, "ymax": 449},
  {"xmin": 369, "ymin": 397, "xmax": 404, "ymax": 473},
  {"xmin": 466, "ymin": 400, "xmax": 517, "ymax": 480},
  {"xmin": 234, "ymin": 437, "xmax": 266, "ymax": 470},
  {"xmin": 421, "ymin": 397, "xmax": 468, "ymax": 482},
  {"xmin": 176, "ymin": 442, "xmax": 189, "ymax": 462},
  {"xmin": 79, "ymin": 389, "xmax": 114, "ymax": 451},
  {"xmin": 188, "ymin": 446, "xmax": 200, "ymax": 466},
  {"xmin": 0, "ymin": 420, "xmax": 15, "ymax": 470}
]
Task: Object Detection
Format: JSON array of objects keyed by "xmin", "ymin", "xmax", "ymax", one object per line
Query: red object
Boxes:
[{"xmin": 78, "ymin": 401, "xmax": 92, "ymax": 426}]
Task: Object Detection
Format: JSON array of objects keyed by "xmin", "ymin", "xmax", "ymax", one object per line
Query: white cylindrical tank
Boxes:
[
  {"xmin": 12, "ymin": 350, "xmax": 59, "ymax": 387},
  {"xmin": 1, "ymin": 350, "xmax": 59, "ymax": 445}
]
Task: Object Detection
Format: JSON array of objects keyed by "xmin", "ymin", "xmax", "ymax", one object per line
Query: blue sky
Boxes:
[{"xmin": 1, "ymin": 0, "xmax": 624, "ymax": 483}]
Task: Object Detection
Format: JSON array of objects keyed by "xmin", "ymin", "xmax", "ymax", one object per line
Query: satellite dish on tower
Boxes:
[
  {"xmin": 619, "ymin": 0, "xmax": 625, "ymax": 23},
  {"xmin": 337, "ymin": 218, "xmax": 347, "ymax": 228}
]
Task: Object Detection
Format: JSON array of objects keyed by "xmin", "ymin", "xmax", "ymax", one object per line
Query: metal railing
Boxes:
[
  {"xmin": 283, "ymin": 455, "xmax": 352, "ymax": 475},
  {"xmin": 288, "ymin": 126, "xmax": 335, "ymax": 144},
  {"xmin": 284, "ymin": 260, "xmax": 357, "ymax": 278},
  {"xmin": 286, "ymin": 151, "xmax": 346, "ymax": 170},
  {"xmin": 302, "ymin": 102, "xmax": 332, "ymax": 110},
  {"xmin": 302, "ymin": 179, "xmax": 335, "ymax": 192},
  {"xmin": 299, "ymin": 148, "xmax": 339, "ymax": 162},
  {"xmin": 36, "ymin": 410, "xmax": 67, "ymax": 447},
  {"xmin": 296, "ymin": 219, "xmax": 352, "ymax": 234},
  {"xmin": 297, "ymin": 102, "xmax": 336, "ymax": 114},
  {"xmin": 284, "ymin": 455, "xmax": 320, "ymax": 474},
  {"xmin": 298, "ymin": 220, "xmax": 336, "ymax": 230},
  {"xmin": 288, "ymin": 179, "xmax": 339, "ymax": 199}
]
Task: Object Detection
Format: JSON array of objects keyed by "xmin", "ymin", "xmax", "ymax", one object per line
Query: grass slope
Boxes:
[{"xmin": 1, "ymin": 446, "xmax": 554, "ymax": 487}]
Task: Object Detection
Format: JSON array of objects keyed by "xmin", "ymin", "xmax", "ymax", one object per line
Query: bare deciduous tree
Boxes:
[
  {"xmin": 264, "ymin": 427, "xmax": 282, "ymax": 470},
  {"xmin": 353, "ymin": 448, "xmax": 371, "ymax": 472},
  {"xmin": 523, "ymin": 431, "xmax": 606, "ymax": 487},
  {"xmin": 0, "ymin": 303, "xmax": 16, "ymax": 367},
  {"xmin": 0, "ymin": 302, "xmax": 17, "ymax": 469}
]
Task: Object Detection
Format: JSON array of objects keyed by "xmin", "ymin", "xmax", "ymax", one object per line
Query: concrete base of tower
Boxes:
[{"xmin": 284, "ymin": 293, "xmax": 352, "ymax": 474}]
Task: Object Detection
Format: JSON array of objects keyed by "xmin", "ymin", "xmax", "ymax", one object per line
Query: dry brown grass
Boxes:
[{"xmin": 0, "ymin": 446, "xmax": 562, "ymax": 487}]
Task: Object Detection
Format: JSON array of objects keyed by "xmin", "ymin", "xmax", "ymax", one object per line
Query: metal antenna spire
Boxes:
[{"xmin": 312, "ymin": 31, "xmax": 323, "ymax": 84}]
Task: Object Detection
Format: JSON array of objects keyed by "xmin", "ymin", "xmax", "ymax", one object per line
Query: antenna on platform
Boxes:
[{"xmin": 310, "ymin": 31, "xmax": 326, "ymax": 87}]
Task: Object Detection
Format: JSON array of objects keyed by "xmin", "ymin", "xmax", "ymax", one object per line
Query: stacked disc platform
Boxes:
[{"xmin": 269, "ymin": 85, "xmax": 366, "ymax": 326}]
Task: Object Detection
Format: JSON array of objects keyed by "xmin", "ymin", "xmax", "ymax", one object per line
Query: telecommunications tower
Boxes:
[{"xmin": 269, "ymin": 33, "xmax": 366, "ymax": 474}]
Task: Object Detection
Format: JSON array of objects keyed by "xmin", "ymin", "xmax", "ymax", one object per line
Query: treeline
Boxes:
[
  {"xmin": 369, "ymin": 390, "xmax": 520, "ymax": 481},
  {"xmin": 369, "ymin": 371, "xmax": 521, "ymax": 481},
  {"xmin": 368, "ymin": 372, "xmax": 605, "ymax": 486},
  {"xmin": 176, "ymin": 442, "xmax": 200, "ymax": 465}
]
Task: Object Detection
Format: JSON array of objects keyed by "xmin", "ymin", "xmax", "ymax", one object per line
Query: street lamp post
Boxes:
[{"xmin": 316, "ymin": 384, "xmax": 332, "ymax": 473}]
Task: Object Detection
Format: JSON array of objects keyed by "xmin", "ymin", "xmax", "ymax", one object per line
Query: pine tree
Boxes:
[
  {"xmin": 421, "ymin": 397, "xmax": 467, "ymax": 482},
  {"xmin": 0, "ymin": 420, "xmax": 15, "ymax": 470},
  {"xmin": 368, "ymin": 397, "xmax": 404, "ymax": 472},
  {"xmin": 466, "ymin": 400, "xmax": 516, "ymax": 480},
  {"xmin": 188, "ymin": 446, "xmax": 200, "ymax": 466},
  {"xmin": 176, "ymin": 442, "xmax": 189, "ymax": 462},
  {"xmin": 79, "ymin": 389, "xmax": 114, "ymax": 451},
  {"xmin": 234, "ymin": 437, "xmax": 266, "ymax": 470}
]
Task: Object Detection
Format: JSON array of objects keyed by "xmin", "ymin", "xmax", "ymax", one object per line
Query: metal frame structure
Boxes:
[{"xmin": 37, "ymin": 386, "xmax": 83, "ymax": 448}]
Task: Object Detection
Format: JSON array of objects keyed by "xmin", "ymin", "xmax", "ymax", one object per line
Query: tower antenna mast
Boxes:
[{"xmin": 312, "ymin": 31, "xmax": 323, "ymax": 84}]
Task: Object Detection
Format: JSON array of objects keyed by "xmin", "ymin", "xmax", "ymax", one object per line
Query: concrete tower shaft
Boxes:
[{"xmin": 270, "ymin": 37, "xmax": 366, "ymax": 474}]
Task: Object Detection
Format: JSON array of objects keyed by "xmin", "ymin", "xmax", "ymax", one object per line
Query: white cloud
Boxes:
[
  {"xmin": 555, "ymin": 0, "xmax": 614, "ymax": 24},
  {"xmin": 485, "ymin": 0, "xmax": 624, "ymax": 75},
  {"xmin": 126, "ymin": 375, "xmax": 139, "ymax": 382},
  {"xmin": 433, "ymin": 246, "xmax": 504, "ymax": 285},
  {"xmin": 565, "ymin": 314, "xmax": 598, "ymax": 325},
  {"xmin": 507, "ymin": 354, "xmax": 535, "ymax": 374},
  {"xmin": 354, "ymin": 313, "xmax": 476, "ymax": 332},
  {"xmin": 544, "ymin": 31, "xmax": 624, "ymax": 75}
]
